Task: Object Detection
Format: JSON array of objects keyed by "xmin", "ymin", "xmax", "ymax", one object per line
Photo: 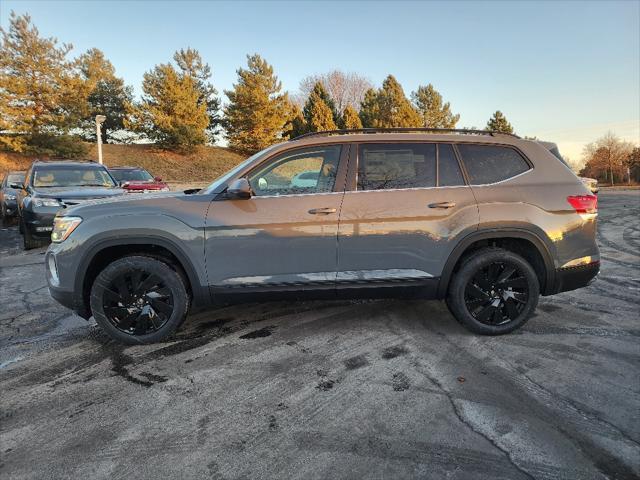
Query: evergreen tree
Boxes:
[
  {"xmin": 307, "ymin": 94, "xmax": 337, "ymax": 131},
  {"xmin": 78, "ymin": 48, "xmax": 132, "ymax": 143},
  {"xmin": 173, "ymin": 48, "xmax": 221, "ymax": 142},
  {"xmin": 411, "ymin": 84, "xmax": 460, "ymax": 128},
  {"xmin": 0, "ymin": 12, "xmax": 86, "ymax": 154},
  {"xmin": 126, "ymin": 62, "xmax": 209, "ymax": 151},
  {"xmin": 303, "ymin": 82, "xmax": 338, "ymax": 125},
  {"xmin": 287, "ymin": 103, "xmax": 308, "ymax": 138},
  {"xmin": 302, "ymin": 82, "xmax": 337, "ymax": 132},
  {"xmin": 358, "ymin": 75, "xmax": 422, "ymax": 128},
  {"xmin": 339, "ymin": 104, "xmax": 363, "ymax": 129},
  {"xmin": 486, "ymin": 110, "xmax": 514, "ymax": 134},
  {"xmin": 224, "ymin": 54, "xmax": 290, "ymax": 154},
  {"xmin": 358, "ymin": 88, "xmax": 379, "ymax": 129}
]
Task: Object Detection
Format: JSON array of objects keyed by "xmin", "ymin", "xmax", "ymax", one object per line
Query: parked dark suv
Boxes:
[
  {"xmin": 16, "ymin": 160, "xmax": 124, "ymax": 249},
  {"xmin": 45, "ymin": 129, "xmax": 599, "ymax": 344},
  {"xmin": 1, "ymin": 171, "xmax": 25, "ymax": 225}
]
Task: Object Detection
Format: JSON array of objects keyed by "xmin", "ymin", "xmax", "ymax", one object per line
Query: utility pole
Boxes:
[{"xmin": 95, "ymin": 115, "xmax": 106, "ymax": 164}]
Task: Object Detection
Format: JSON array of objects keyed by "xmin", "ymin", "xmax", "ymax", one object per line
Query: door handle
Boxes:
[
  {"xmin": 428, "ymin": 201, "xmax": 456, "ymax": 209},
  {"xmin": 308, "ymin": 207, "xmax": 337, "ymax": 215}
]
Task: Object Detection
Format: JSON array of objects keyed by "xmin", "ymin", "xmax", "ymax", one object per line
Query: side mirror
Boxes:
[
  {"xmin": 154, "ymin": 176, "xmax": 162, "ymax": 182},
  {"xmin": 10, "ymin": 183, "xmax": 24, "ymax": 189},
  {"xmin": 226, "ymin": 178, "xmax": 252, "ymax": 200}
]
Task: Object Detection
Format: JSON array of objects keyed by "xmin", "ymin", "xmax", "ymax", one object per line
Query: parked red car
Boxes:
[{"xmin": 108, "ymin": 167, "xmax": 170, "ymax": 193}]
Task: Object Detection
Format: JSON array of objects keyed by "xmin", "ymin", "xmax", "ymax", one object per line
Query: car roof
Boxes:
[
  {"xmin": 107, "ymin": 166, "xmax": 146, "ymax": 170},
  {"xmin": 32, "ymin": 159, "xmax": 104, "ymax": 167},
  {"xmin": 286, "ymin": 128, "xmax": 529, "ymax": 149}
]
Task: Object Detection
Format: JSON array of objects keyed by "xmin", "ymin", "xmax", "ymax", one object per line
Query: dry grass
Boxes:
[{"xmin": 0, "ymin": 143, "xmax": 246, "ymax": 183}]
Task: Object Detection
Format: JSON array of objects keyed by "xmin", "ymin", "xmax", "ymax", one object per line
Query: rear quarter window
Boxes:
[{"xmin": 457, "ymin": 144, "xmax": 530, "ymax": 185}]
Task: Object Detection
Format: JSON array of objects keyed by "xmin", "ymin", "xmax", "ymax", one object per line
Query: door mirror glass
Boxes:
[{"xmin": 227, "ymin": 178, "xmax": 252, "ymax": 200}]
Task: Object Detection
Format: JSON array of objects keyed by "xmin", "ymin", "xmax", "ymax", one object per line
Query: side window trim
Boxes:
[{"xmin": 242, "ymin": 143, "xmax": 348, "ymax": 198}]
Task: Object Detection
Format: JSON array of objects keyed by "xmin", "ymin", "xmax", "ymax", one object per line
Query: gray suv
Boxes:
[{"xmin": 45, "ymin": 129, "xmax": 600, "ymax": 344}]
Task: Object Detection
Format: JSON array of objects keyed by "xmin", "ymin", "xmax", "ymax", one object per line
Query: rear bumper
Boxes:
[{"xmin": 552, "ymin": 261, "xmax": 600, "ymax": 294}]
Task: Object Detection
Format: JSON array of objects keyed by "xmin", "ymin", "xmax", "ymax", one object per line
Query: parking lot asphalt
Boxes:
[{"xmin": 0, "ymin": 190, "xmax": 639, "ymax": 480}]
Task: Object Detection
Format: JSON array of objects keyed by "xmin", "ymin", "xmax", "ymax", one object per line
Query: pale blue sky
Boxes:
[{"xmin": 2, "ymin": 0, "xmax": 639, "ymax": 162}]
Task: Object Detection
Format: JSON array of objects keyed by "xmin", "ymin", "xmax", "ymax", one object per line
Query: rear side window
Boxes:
[
  {"xmin": 358, "ymin": 143, "xmax": 436, "ymax": 190},
  {"xmin": 457, "ymin": 144, "xmax": 530, "ymax": 185},
  {"xmin": 438, "ymin": 144, "xmax": 465, "ymax": 186}
]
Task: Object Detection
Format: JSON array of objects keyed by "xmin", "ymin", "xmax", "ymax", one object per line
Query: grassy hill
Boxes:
[{"xmin": 0, "ymin": 143, "xmax": 246, "ymax": 186}]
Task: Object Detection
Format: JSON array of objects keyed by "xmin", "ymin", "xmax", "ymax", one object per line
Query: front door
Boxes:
[
  {"xmin": 336, "ymin": 142, "xmax": 478, "ymax": 291},
  {"xmin": 205, "ymin": 144, "xmax": 348, "ymax": 294}
]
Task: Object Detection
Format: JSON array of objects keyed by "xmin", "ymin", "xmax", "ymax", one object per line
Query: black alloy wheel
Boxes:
[
  {"xmin": 102, "ymin": 269, "xmax": 174, "ymax": 335},
  {"xmin": 463, "ymin": 261, "xmax": 528, "ymax": 326},
  {"xmin": 447, "ymin": 247, "xmax": 539, "ymax": 335},
  {"xmin": 90, "ymin": 255, "xmax": 189, "ymax": 344}
]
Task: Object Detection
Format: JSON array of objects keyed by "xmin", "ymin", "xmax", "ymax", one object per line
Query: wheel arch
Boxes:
[
  {"xmin": 438, "ymin": 228, "xmax": 556, "ymax": 298},
  {"xmin": 76, "ymin": 236, "xmax": 209, "ymax": 318}
]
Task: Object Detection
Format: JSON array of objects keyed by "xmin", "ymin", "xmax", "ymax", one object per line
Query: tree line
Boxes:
[
  {"xmin": 580, "ymin": 133, "xmax": 639, "ymax": 185},
  {"xmin": 2, "ymin": 12, "xmax": 515, "ymax": 157}
]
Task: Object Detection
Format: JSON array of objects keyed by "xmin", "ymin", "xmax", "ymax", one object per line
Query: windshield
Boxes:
[
  {"xmin": 33, "ymin": 167, "xmax": 116, "ymax": 188},
  {"xmin": 110, "ymin": 169, "xmax": 154, "ymax": 182},
  {"xmin": 200, "ymin": 143, "xmax": 282, "ymax": 194},
  {"xmin": 7, "ymin": 173, "xmax": 25, "ymax": 184}
]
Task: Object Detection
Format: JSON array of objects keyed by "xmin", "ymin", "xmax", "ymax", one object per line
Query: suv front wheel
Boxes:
[
  {"xmin": 447, "ymin": 248, "xmax": 539, "ymax": 335},
  {"xmin": 90, "ymin": 255, "xmax": 190, "ymax": 344}
]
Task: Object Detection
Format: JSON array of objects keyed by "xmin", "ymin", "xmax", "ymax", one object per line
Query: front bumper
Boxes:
[
  {"xmin": 3, "ymin": 199, "xmax": 18, "ymax": 216},
  {"xmin": 46, "ymin": 250, "xmax": 90, "ymax": 318},
  {"xmin": 553, "ymin": 261, "xmax": 600, "ymax": 294},
  {"xmin": 22, "ymin": 208, "xmax": 57, "ymax": 237}
]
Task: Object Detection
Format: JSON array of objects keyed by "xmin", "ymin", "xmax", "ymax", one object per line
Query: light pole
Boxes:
[{"xmin": 95, "ymin": 115, "xmax": 106, "ymax": 164}]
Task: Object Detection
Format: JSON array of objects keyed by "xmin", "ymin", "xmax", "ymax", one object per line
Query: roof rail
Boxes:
[{"xmin": 291, "ymin": 127, "xmax": 521, "ymax": 141}]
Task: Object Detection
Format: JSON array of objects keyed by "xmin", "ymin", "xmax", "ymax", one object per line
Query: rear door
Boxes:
[
  {"xmin": 205, "ymin": 144, "xmax": 349, "ymax": 293},
  {"xmin": 336, "ymin": 142, "xmax": 478, "ymax": 292}
]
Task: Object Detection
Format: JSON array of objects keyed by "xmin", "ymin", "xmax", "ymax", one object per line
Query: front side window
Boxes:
[
  {"xmin": 33, "ymin": 167, "xmax": 116, "ymax": 188},
  {"xmin": 457, "ymin": 144, "xmax": 530, "ymax": 185},
  {"xmin": 358, "ymin": 143, "xmax": 436, "ymax": 190},
  {"xmin": 248, "ymin": 145, "xmax": 342, "ymax": 196}
]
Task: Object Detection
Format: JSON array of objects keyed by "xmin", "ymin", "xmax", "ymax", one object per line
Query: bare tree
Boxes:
[
  {"xmin": 581, "ymin": 132, "xmax": 634, "ymax": 185},
  {"xmin": 296, "ymin": 70, "xmax": 373, "ymax": 113}
]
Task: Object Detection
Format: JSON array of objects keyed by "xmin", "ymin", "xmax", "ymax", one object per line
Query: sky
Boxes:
[{"xmin": 2, "ymin": 0, "xmax": 639, "ymax": 163}]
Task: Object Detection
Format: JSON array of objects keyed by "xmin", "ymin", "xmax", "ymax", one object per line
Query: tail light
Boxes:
[{"xmin": 567, "ymin": 195, "xmax": 597, "ymax": 214}]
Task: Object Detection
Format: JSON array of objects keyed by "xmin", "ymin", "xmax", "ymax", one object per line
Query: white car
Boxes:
[
  {"xmin": 291, "ymin": 170, "xmax": 320, "ymax": 188},
  {"xmin": 580, "ymin": 177, "xmax": 599, "ymax": 194}
]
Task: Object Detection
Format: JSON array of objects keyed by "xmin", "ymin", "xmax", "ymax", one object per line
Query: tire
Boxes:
[
  {"xmin": 90, "ymin": 255, "xmax": 190, "ymax": 344},
  {"xmin": 446, "ymin": 247, "xmax": 539, "ymax": 335},
  {"xmin": 22, "ymin": 217, "xmax": 48, "ymax": 250},
  {"xmin": 18, "ymin": 214, "xmax": 23, "ymax": 233},
  {"xmin": 1, "ymin": 204, "xmax": 8, "ymax": 227}
]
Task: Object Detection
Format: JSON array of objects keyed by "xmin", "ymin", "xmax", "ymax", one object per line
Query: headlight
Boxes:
[
  {"xmin": 51, "ymin": 216, "xmax": 82, "ymax": 242},
  {"xmin": 161, "ymin": 187, "xmax": 170, "ymax": 192},
  {"xmin": 5, "ymin": 194, "xmax": 16, "ymax": 200},
  {"xmin": 34, "ymin": 198, "xmax": 61, "ymax": 208}
]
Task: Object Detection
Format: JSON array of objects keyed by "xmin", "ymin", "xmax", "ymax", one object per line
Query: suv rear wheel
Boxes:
[
  {"xmin": 447, "ymin": 248, "xmax": 539, "ymax": 335},
  {"xmin": 90, "ymin": 255, "xmax": 189, "ymax": 344}
]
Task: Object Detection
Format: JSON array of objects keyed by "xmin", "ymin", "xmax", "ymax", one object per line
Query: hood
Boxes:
[
  {"xmin": 2, "ymin": 186, "xmax": 20, "ymax": 196},
  {"xmin": 34, "ymin": 186, "xmax": 125, "ymax": 199},
  {"xmin": 60, "ymin": 190, "xmax": 186, "ymax": 216}
]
